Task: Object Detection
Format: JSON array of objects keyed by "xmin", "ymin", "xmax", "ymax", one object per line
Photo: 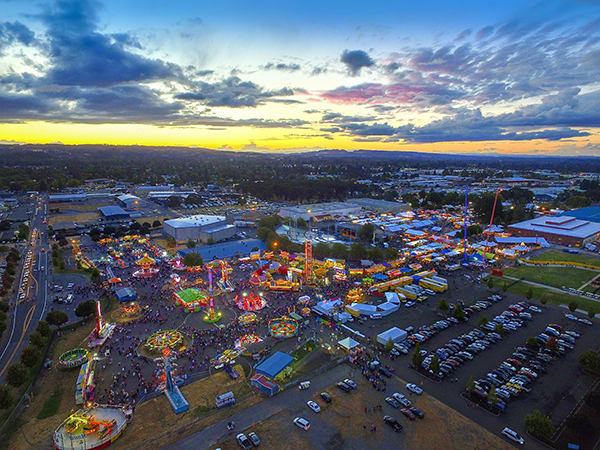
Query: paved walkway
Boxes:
[{"xmin": 162, "ymin": 363, "xmax": 350, "ymax": 450}]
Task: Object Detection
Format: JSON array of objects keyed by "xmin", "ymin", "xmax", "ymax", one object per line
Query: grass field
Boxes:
[
  {"xmin": 491, "ymin": 275, "xmax": 598, "ymax": 312},
  {"xmin": 51, "ymin": 203, "xmax": 110, "ymax": 213},
  {"xmin": 504, "ymin": 265, "xmax": 599, "ymax": 290},
  {"xmin": 530, "ymin": 250, "xmax": 600, "ymax": 267}
]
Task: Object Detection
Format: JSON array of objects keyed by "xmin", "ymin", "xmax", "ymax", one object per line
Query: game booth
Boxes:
[{"xmin": 174, "ymin": 288, "xmax": 209, "ymax": 313}]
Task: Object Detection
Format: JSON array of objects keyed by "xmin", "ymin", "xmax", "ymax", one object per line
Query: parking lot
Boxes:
[{"xmin": 342, "ymin": 270, "xmax": 599, "ymax": 448}]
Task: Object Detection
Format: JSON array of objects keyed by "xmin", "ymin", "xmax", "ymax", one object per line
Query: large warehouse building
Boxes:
[
  {"xmin": 507, "ymin": 215, "xmax": 600, "ymax": 247},
  {"xmin": 163, "ymin": 214, "xmax": 237, "ymax": 243}
]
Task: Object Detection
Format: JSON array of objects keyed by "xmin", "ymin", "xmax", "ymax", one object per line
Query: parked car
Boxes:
[
  {"xmin": 502, "ymin": 427, "xmax": 524, "ymax": 444},
  {"xmin": 392, "ymin": 392, "xmax": 411, "ymax": 407},
  {"xmin": 386, "ymin": 397, "xmax": 400, "ymax": 408},
  {"xmin": 344, "ymin": 379, "xmax": 357, "ymax": 389},
  {"xmin": 406, "ymin": 383, "xmax": 423, "ymax": 395},
  {"xmin": 293, "ymin": 417, "xmax": 310, "ymax": 430},
  {"xmin": 336, "ymin": 381, "xmax": 351, "ymax": 392},
  {"xmin": 236, "ymin": 433, "xmax": 253, "ymax": 449},
  {"xmin": 400, "ymin": 408, "xmax": 416, "ymax": 420},
  {"xmin": 383, "ymin": 415, "xmax": 403, "ymax": 432},
  {"xmin": 320, "ymin": 392, "xmax": 331, "ymax": 403},
  {"xmin": 247, "ymin": 432, "xmax": 261, "ymax": 447},
  {"xmin": 307, "ymin": 400, "xmax": 321, "ymax": 413},
  {"xmin": 409, "ymin": 406, "xmax": 424, "ymax": 418}
]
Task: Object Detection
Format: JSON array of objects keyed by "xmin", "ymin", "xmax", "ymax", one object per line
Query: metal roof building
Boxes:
[
  {"xmin": 163, "ymin": 214, "xmax": 236, "ymax": 243},
  {"xmin": 98, "ymin": 206, "xmax": 131, "ymax": 219},
  {"xmin": 507, "ymin": 215, "xmax": 600, "ymax": 247}
]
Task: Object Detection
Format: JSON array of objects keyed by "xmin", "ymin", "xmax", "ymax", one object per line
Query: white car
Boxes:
[
  {"xmin": 344, "ymin": 379, "xmax": 357, "ymax": 389},
  {"xmin": 294, "ymin": 417, "xmax": 310, "ymax": 430},
  {"xmin": 392, "ymin": 392, "xmax": 411, "ymax": 407},
  {"xmin": 405, "ymin": 301, "xmax": 416, "ymax": 308},
  {"xmin": 502, "ymin": 427, "xmax": 524, "ymax": 444},
  {"xmin": 406, "ymin": 383, "xmax": 423, "ymax": 395},
  {"xmin": 307, "ymin": 400, "xmax": 320, "ymax": 413},
  {"xmin": 529, "ymin": 306, "xmax": 542, "ymax": 313}
]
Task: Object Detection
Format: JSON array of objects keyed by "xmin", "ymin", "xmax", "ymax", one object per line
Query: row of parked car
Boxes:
[
  {"xmin": 472, "ymin": 321, "xmax": 580, "ymax": 414},
  {"xmin": 565, "ymin": 312, "xmax": 594, "ymax": 326}
]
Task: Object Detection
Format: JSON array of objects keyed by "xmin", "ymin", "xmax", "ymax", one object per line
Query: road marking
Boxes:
[{"xmin": 0, "ymin": 304, "xmax": 36, "ymax": 378}]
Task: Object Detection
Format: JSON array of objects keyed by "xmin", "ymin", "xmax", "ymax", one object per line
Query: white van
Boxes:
[
  {"xmin": 370, "ymin": 313, "xmax": 383, "ymax": 320},
  {"xmin": 501, "ymin": 427, "xmax": 524, "ymax": 444},
  {"xmin": 298, "ymin": 381, "xmax": 311, "ymax": 390}
]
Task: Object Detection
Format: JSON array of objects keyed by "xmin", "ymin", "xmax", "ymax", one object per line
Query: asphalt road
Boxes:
[
  {"xmin": 0, "ymin": 194, "xmax": 51, "ymax": 381},
  {"xmin": 163, "ymin": 363, "xmax": 350, "ymax": 450}
]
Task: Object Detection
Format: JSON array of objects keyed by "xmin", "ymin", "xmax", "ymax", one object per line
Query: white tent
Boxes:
[
  {"xmin": 338, "ymin": 337, "xmax": 360, "ymax": 350},
  {"xmin": 385, "ymin": 292, "xmax": 401, "ymax": 304},
  {"xmin": 349, "ymin": 303, "xmax": 378, "ymax": 316},
  {"xmin": 377, "ymin": 301, "xmax": 400, "ymax": 316},
  {"xmin": 376, "ymin": 327, "xmax": 408, "ymax": 345}
]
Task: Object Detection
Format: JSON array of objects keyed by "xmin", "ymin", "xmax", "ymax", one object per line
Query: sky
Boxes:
[{"xmin": 1, "ymin": 0, "xmax": 600, "ymax": 155}]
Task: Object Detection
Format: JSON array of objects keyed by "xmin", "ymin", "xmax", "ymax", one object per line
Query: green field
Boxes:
[
  {"xmin": 530, "ymin": 250, "xmax": 600, "ymax": 267},
  {"xmin": 505, "ymin": 265, "xmax": 599, "ymax": 290},
  {"xmin": 491, "ymin": 275, "xmax": 598, "ymax": 312}
]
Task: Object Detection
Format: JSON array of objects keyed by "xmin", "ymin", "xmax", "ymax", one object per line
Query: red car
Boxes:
[
  {"xmin": 506, "ymin": 358, "xmax": 522, "ymax": 367},
  {"xmin": 400, "ymin": 408, "xmax": 416, "ymax": 420}
]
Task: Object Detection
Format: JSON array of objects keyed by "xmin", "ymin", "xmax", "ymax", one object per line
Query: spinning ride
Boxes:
[
  {"xmin": 268, "ymin": 316, "xmax": 299, "ymax": 339},
  {"xmin": 58, "ymin": 349, "xmax": 91, "ymax": 369},
  {"xmin": 132, "ymin": 254, "xmax": 159, "ymax": 277},
  {"xmin": 235, "ymin": 292, "xmax": 267, "ymax": 311},
  {"xmin": 238, "ymin": 312, "xmax": 257, "ymax": 324},
  {"xmin": 145, "ymin": 330, "xmax": 184, "ymax": 353}
]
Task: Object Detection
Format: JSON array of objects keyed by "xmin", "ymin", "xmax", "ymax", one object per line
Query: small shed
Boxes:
[
  {"xmin": 115, "ymin": 287, "xmax": 136, "ymax": 302},
  {"xmin": 255, "ymin": 352, "xmax": 294, "ymax": 379}
]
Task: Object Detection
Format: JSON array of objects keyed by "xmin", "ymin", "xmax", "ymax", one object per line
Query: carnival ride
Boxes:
[
  {"xmin": 111, "ymin": 301, "xmax": 143, "ymax": 323},
  {"xmin": 155, "ymin": 348, "xmax": 189, "ymax": 414},
  {"xmin": 53, "ymin": 404, "xmax": 132, "ymax": 450},
  {"xmin": 268, "ymin": 316, "xmax": 299, "ymax": 339},
  {"xmin": 88, "ymin": 301, "xmax": 115, "ymax": 348},
  {"xmin": 145, "ymin": 330, "xmax": 184, "ymax": 353},
  {"xmin": 58, "ymin": 348, "xmax": 91, "ymax": 369},
  {"xmin": 235, "ymin": 333, "xmax": 262, "ymax": 349},
  {"xmin": 132, "ymin": 254, "xmax": 159, "ymax": 277},
  {"xmin": 238, "ymin": 312, "xmax": 257, "ymax": 324},
  {"xmin": 346, "ymin": 288, "xmax": 364, "ymax": 304},
  {"xmin": 235, "ymin": 292, "xmax": 267, "ymax": 311},
  {"xmin": 212, "ymin": 348, "xmax": 243, "ymax": 367},
  {"xmin": 203, "ymin": 260, "xmax": 227, "ymax": 323}
]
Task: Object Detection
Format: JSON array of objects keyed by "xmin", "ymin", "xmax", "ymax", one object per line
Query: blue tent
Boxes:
[{"xmin": 256, "ymin": 352, "xmax": 294, "ymax": 379}]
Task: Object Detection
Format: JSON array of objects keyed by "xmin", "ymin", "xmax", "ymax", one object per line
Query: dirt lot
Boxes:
[
  {"xmin": 212, "ymin": 375, "xmax": 514, "ymax": 450},
  {"xmin": 49, "ymin": 212, "xmax": 100, "ymax": 226}
]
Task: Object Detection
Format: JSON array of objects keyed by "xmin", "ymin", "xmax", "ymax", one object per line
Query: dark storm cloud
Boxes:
[
  {"xmin": 37, "ymin": 0, "xmax": 180, "ymax": 87},
  {"xmin": 174, "ymin": 76, "xmax": 294, "ymax": 108},
  {"xmin": 264, "ymin": 62, "xmax": 301, "ymax": 71},
  {"xmin": 340, "ymin": 49, "xmax": 375, "ymax": 76},
  {"xmin": 0, "ymin": 91, "xmax": 57, "ymax": 121},
  {"xmin": 0, "ymin": 21, "xmax": 36, "ymax": 52}
]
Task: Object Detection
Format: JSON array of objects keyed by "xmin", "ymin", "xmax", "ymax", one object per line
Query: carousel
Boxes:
[{"xmin": 132, "ymin": 254, "xmax": 160, "ymax": 277}]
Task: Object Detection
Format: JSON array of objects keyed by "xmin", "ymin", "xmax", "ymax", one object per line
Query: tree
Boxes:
[
  {"xmin": 487, "ymin": 277, "xmax": 494, "ymax": 289},
  {"xmin": 349, "ymin": 242, "xmax": 368, "ymax": 260},
  {"xmin": 384, "ymin": 247, "xmax": 399, "ymax": 261},
  {"xmin": 75, "ymin": 300, "xmax": 97, "ymax": 318},
  {"xmin": 495, "ymin": 323, "xmax": 504, "ymax": 334},
  {"xmin": 525, "ymin": 287, "xmax": 533, "ymax": 300},
  {"xmin": 502, "ymin": 281, "xmax": 508, "ymax": 293},
  {"xmin": 546, "ymin": 336, "xmax": 559, "ymax": 353},
  {"xmin": 479, "ymin": 316, "xmax": 489, "ymax": 326},
  {"xmin": 452, "ymin": 305, "xmax": 466, "ymax": 321},
  {"xmin": 487, "ymin": 385, "xmax": 499, "ymax": 404},
  {"xmin": 466, "ymin": 375, "xmax": 475, "ymax": 393},
  {"xmin": 437, "ymin": 298, "xmax": 449, "ymax": 313},
  {"xmin": 411, "ymin": 343, "xmax": 424, "ymax": 368},
  {"xmin": 0, "ymin": 301, "xmax": 9, "ymax": 313},
  {"xmin": 540, "ymin": 297, "xmax": 548, "ymax": 305},
  {"xmin": 183, "ymin": 252, "xmax": 204, "ymax": 268},
  {"xmin": 90, "ymin": 267, "xmax": 101, "ymax": 282},
  {"xmin": 367, "ymin": 246, "xmax": 384, "ymax": 262},
  {"xmin": 330, "ymin": 243, "xmax": 348, "ymax": 260},
  {"xmin": 6, "ymin": 363, "xmax": 28, "ymax": 387},
  {"xmin": 568, "ymin": 300, "xmax": 579, "ymax": 313},
  {"xmin": 524, "ymin": 410, "xmax": 554, "ymax": 438},
  {"xmin": 207, "ymin": 238, "xmax": 215, "ymax": 245},
  {"xmin": 0, "ymin": 385, "xmax": 12, "ymax": 410},
  {"xmin": 186, "ymin": 239, "xmax": 196, "ymax": 249},
  {"xmin": 165, "ymin": 236, "xmax": 176, "ymax": 248},
  {"xmin": 566, "ymin": 412, "xmax": 593, "ymax": 434},
  {"xmin": 579, "ymin": 350, "xmax": 600, "ymax": 374},
  {"xmin": 429, "ymin": 354, "xmax": 441, "ymax": 376},
  {"xmin": 20, "ymin": 345, "xmax": 41, "ymax": 368},
  {"xmin": 357, "ymin": 223, "xmax": 375, "ymax": 243},
  {"xmin": 296, "ymin": 217, "xmax": 308, "ymax": 229},
  {"xmin": 28, "ymin": 330, "xmax": 47, "ymax": 350},
  {"xmin": 314, "ymin": 242, "xmax": 331, "ymax": 259},
  {"xmin": 385, "ymin": 338, "xmax": 395, "ymax": 352},
  {"xmin": 152, "ymin": 220, "xmax": 162, "ymax": 228},
  {"xmin": 35, "ymin": 320, "xmax": 52, "ymax": 339},
  {"xmin": 526, "ymin": 337, "xmax": 539, "ymax": 349},
  {"xmin": 589, "ymin": 306, "xmax": 597, "ymax": 319},
  {"xmin": 45, "ymin": 310, "xmax": 69, "ymax": 329}
]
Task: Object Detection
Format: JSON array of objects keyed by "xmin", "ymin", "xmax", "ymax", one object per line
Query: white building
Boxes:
[{"xmin": 163, "ymin": 214, "xmax": 236, "ymax": 243}]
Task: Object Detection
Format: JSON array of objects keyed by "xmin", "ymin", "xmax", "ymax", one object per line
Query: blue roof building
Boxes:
[{"xmin": 255, "ymin": 352, "xmax": 294, "ymax": 379}]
